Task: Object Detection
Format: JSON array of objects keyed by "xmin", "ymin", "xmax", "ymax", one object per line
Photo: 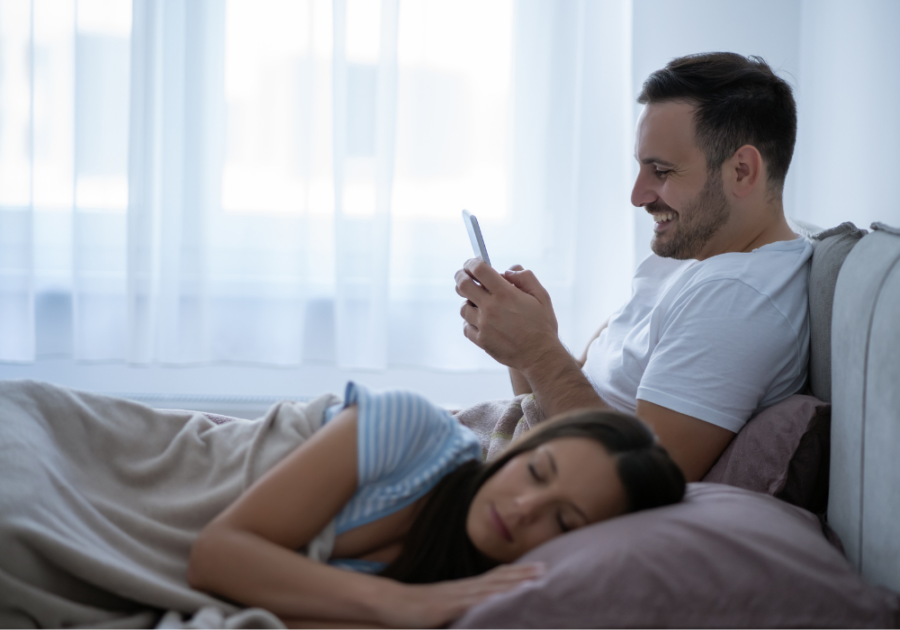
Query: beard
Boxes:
[{"xmin": 648, "ymin": 174, "xmax": 730, "ymax": 260}]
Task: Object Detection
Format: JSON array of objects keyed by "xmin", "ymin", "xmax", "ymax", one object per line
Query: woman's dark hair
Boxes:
[
  {"xmin": 637, "ymin": 52, "xmax": 797, "ymax": 192},
  {"xmin": 380, "ymin": 409, "xmax": 686, "ymax": 584}
]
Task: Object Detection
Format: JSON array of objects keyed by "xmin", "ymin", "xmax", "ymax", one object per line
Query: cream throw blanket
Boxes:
[
  {"xmin": 0, "ymin": 380, "xmax": 339, "ymax": 629},
  {"xmin": 455, "ymin": 393, "xmax": 547, "ymax": 462}
]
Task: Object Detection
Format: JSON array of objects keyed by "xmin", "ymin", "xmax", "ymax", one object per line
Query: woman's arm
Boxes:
[
  {"xmin": 188, "ymin": 407, "xmax": 386, "ymax": 621},
  {"xmin": 188, "ymin": 406, "xmax": 540, "ymax": 628}
]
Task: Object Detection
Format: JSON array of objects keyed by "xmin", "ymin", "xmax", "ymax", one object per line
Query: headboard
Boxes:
[{"xmin": 829, "ymin": 222, "xmax": 900, "ymax": 593}]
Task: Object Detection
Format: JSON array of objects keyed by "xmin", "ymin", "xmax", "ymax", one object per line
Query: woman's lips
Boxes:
[{"xmin": 490, "ymin": 504, "xmax": 513, "ymax": 542}]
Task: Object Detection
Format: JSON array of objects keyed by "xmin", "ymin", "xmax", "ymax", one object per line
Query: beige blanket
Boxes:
[
  {"xmin": 0, "ymin": 380, "xmax": 339, "ymax": 629},
  {"xmin": 455, "ymin": 393, "xmax": 547, "ymax": 461},
  {"xmin": 0, "ymin": 380, "xmax": 540, "ymax": 628}
]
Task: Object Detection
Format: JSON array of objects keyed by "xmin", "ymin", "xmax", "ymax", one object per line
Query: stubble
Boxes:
[{"xmin": 649, "ymin": 174, "xmax": 730, "ymax": 260}]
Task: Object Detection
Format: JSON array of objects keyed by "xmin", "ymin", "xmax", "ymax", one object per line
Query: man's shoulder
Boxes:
[{"xmin": 681, "ymin": 237, "xmax": 812, "ymax": 296}]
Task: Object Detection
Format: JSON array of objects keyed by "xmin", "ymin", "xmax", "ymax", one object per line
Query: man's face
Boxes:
[{"xmin": 631, "ymin": 101, "xmax": 730, "ymax": 260}]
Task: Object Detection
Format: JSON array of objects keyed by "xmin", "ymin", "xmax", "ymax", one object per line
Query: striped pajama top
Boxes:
[{"xmin": 323, "ymin": 382, "xmax": 482, "ymax": 573}]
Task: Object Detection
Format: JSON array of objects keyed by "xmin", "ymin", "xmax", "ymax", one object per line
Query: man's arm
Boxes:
[
  {"xmin": 510, "ymin": 313, "xmax": 609, "ymax": 395},
  {"xmin": 454, "ymin": 259, "xmax": 732, "ymax": 481},
  {"xmin": 455, "ymin": 259, "xmax": 607, "ymax": 417},
  {"xmin": 635, "ymin": 400, "xmax": 734, "ymax": 481},
  {"xmin": 509, "ymin": 368, "xmax": 532, "ymax": 396}
]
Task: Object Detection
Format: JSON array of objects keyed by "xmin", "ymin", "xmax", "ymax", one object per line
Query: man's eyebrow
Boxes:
[{"xmin": 639, "ymin": 156, "xmax": 676, "ymax": 167}]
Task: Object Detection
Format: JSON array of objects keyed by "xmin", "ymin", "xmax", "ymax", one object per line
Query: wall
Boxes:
[{"xmin": 794, "ymin": 0, "xmax": 900, "ymax": 231}]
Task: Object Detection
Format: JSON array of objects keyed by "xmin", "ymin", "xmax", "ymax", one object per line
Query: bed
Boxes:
[
  {"xmin": 829, "ymin": 222, "xmax": 900, "ymax": 595},
  {"xmin": 1, "ymin": 222, "xmax": 899, "ymax": 628}
]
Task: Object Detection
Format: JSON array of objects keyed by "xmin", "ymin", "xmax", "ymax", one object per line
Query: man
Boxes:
[{"xmin": 454, "ymin": 53, "xmax": 811, "ymax": 481}]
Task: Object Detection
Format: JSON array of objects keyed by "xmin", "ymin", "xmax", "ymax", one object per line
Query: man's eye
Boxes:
[{"xmin": 655, "ymin": 169, "xmax": 671, "ymax": 179}]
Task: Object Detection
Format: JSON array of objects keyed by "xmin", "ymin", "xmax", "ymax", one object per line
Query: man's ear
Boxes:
[{"xmin": 726, "ymin": 144, "xmax": 763, "ymax": 199}]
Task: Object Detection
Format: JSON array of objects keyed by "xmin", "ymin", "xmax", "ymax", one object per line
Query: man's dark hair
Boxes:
[{"xmin": 637, "ymin": 52, "xmax": 797, "ymax": 193}]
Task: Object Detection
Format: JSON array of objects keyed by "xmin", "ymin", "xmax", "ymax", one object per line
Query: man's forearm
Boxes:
[
  {"xmin": 509, "ymin": 367, "xmax": 533, "ymax": 395},
  {"xmin": 521, "ymin": 344, "xmax": 609, "ymax": 419}
]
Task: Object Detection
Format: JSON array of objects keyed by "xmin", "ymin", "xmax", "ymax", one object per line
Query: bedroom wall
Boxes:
[
  {"xmin": 794, "ymin": 0, "xmax": 900, "ymax": 232},
  {"xmin": 627, "ymin": 0, "xmax": 900, "ymax": 235}
]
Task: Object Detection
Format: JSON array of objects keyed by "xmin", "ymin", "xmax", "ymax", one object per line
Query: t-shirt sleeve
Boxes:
[
  {"xmin": 636, "ymin": 279, "xmax": 803, "ymax": 432},
  {"xmin": 342, "ymin": 381, "xmax": 480, "ymax": 489}
]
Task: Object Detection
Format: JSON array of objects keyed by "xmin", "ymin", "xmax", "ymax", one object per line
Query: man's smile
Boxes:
[{"xmin": 648, "ymin": 209, "xmax": 678, "ymax": 233}]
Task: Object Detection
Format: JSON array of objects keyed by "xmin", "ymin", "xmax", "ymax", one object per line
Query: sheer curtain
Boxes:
[{"xmin": 0, "ymin": 0, "xmax": 635, "ymax": 371}]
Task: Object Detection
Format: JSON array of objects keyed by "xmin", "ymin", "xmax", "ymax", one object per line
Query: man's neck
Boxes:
[{"xmin": 698, "ymin": 201, "xmax": 797, "ymax": 260}]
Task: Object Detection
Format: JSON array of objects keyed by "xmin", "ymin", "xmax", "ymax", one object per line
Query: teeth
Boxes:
[{"xmin": 653, "ymin": 212, "xmax": 675, "ymax": 222}]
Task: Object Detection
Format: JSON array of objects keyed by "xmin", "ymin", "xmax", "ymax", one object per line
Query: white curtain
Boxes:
[{"xmin": 0, "ymin": 0, "xmax": 636, "ymax": 370}]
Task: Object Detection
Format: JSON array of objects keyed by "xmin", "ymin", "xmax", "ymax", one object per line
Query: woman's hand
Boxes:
[{"xmin": 380, "ymin": 563, "xmax": 545, "ymax": 628}]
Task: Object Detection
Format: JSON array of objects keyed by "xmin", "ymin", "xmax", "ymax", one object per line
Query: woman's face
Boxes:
[{"xmin": 466, "ymin": 437, "xmax": 628, "ymax": 562}]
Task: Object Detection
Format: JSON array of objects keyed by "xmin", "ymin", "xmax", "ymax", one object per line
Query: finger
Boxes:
[
  {"xmin": 502, "ymin": 264, "xmax": 524, "ymax": 284},
  {"xmin": 455, "ymin": 268, "xmax": 486, "ymax": 304},
  {"xmin": 500, "ymin": 269, "xmax": 552, "ymax": 305},
  {"xmin": 460, "ymin": 572, "xmax": 541, "ymax": 604},
  {"xmin": 502, "ymin": 561, "xmax": 546, "ymax": 575},
  {"xmin": 463, "ymin": 258, "xmax": 509, "ymax": 295},
  {"xmin": 459, "ymin": 300, "xmax": 480, "ymax": 326},
  {"xmin": 462, "ymin": 322, "xmax": 480, "ymax": 346},
  {"xmin": 483, "ymin": 563, "xmax": 546, "ymax": 582}
]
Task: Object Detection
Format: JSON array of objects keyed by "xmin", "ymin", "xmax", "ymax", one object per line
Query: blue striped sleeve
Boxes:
[{"xmin": 333, "ymin": 382, "xmax": 481, "ymax": 534}]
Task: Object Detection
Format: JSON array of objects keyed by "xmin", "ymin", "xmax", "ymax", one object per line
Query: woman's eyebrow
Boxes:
[
  {"xmin": 546, "ymin": 450, "xmax": 590, "ymax": 523},
  {"xmin": 545, "ymin": 450, "xmax": 558, "ymax": 476}
]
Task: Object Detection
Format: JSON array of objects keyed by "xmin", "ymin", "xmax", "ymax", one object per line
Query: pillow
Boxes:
[
  {"xmin": 452, "ymin": 484, "xmax": 900, "ymax": 629},
  {"xmin": 808, "ymin": 221, "xmax": 867, "ymax": 402},
  {"xmin": 702, "ymin": 394, "xmax": 830, "ymax": 513}
]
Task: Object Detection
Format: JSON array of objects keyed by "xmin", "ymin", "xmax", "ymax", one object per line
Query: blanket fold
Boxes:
[
  {"xmin": 0, "ymin": 380, "xmax": 339, "ymax": 629},
  {"xmin": 454, "ymin": 393, "xmax": 546, "ymax": 461}
]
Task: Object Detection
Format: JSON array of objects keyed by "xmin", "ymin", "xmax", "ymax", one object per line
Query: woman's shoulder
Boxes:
[
  {"xmin": 330, "ymin": 383, "xmax": 481, "ymax": 535},
  {"xmin": 342, "ymin": 382, "xmax": 480, "ymax": 483}
]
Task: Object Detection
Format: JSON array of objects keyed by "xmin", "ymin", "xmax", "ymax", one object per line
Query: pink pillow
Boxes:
[
  {"xmin": 703, "ymin": 394, "xmax": 830, "ymax": 512},
  {"xmin": 452, "ymin": 484, "xmax": 899, "ymax": 629}
]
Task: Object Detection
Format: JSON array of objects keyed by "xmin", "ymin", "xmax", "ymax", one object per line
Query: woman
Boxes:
[{"xmin": 188, "ymin": 382, "xmax": 685, "ymax": 627}]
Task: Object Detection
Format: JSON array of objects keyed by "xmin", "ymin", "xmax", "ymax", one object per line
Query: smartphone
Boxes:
[{"xmin": 462, "ymin": 210, "xmax": 491, "ymax": 267}]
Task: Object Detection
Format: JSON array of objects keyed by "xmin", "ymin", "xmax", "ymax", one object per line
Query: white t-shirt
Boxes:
[{"xmin": 583, "ymin": 237, "xmax": 813, "ymax": 433}]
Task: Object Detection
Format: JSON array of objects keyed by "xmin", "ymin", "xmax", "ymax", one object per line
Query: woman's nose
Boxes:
[{"xmin": 513, "ymin": 490, "xmax": 550, "ymax": 522}]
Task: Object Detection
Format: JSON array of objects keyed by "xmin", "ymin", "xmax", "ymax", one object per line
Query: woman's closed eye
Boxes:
[{"xmin": 556, "ymin": 513, "xmax": 572, "ymax": 533}]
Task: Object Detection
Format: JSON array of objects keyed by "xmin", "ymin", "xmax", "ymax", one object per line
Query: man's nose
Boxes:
[{"xmin": 631, "ymin": 169, "xmax": 657, "ymax": 208}]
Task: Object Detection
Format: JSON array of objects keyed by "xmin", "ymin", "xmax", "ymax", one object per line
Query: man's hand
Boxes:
[
  {"xmin": 455, "ymin": 259, "xmax": 605, "ymax": 417},
  {"xmin": 454, "ymin": 259, "xmax": 559, "ymax": 372}
]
